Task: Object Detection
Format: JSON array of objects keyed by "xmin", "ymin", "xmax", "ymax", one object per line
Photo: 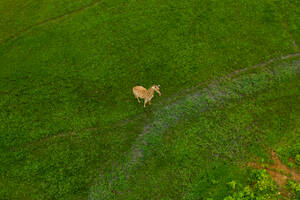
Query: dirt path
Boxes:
[
  {"xmin": 89, "ymin": 53, "xmax": 300, "ymax": 199},
  {"xmin": 130, "ymin": 52, "xmax": 300, "ymax": 168},
  {"xmin": 160, "ymin": 52, "xmax": 300, "ymax": 107},
  {"xmin": 250, "ymin": 151, "xmax": 299, "ymax": 196},
  {"xmin": 22, "ymin": 52, "xmax": 300, "ymax": 150}
]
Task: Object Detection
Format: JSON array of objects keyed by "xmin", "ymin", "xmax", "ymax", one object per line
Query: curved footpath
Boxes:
[{"xmin": 89, "ymin": 52, "xmax": 300, "ymax": 199}]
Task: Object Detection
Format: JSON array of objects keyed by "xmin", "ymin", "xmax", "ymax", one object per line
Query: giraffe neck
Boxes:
[{"xmin": 148, "ymin": 88, "xmax": 154, "ymax": 96}]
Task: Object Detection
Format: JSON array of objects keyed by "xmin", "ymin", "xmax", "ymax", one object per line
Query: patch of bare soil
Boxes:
[{"xmin": 249, "ymin": 151, "xmax": 300, "ymax": 196}]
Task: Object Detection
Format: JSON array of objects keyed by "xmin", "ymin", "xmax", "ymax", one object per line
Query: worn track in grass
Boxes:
[
  {"xmin": 249, "ymin": 151, "xmax": 300, "ymax": 196},
  {"xmin": 131, "ymin": 52, "xmax": 300, "ymax": 169},
  {"xmin": 0, "ymin": 0, "xmax": 101, "ymax": 46},
  {"xmin": 88, "ymin": 52, "xmax": 300, "ymax": 199},
  {"xmin": 24, "ymin": 52, "xmax": 300, "ymax": 149}
]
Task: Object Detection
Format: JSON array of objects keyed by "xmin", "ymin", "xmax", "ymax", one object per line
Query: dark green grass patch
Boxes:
[
  {"xmin": 0, "ymin": 0, "xmax": 96, "ymax": 42},
  {"xmin": 0, "ymin": 119, "xmax": 142, "ymax": 199},
  {"xmin": 276, "ymin": 0, "xmax": 300, "ymax": 48}
]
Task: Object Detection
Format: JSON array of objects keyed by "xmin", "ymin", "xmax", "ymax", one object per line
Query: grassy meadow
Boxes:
[{"xmin": 0, "ymin": 0, "xmax": 299, "ymax": 199}]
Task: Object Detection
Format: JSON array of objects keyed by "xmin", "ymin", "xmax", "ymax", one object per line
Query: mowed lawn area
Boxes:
[{"xmin": 0, "ymin": 0, "xmax": 299, "ymax": 199}]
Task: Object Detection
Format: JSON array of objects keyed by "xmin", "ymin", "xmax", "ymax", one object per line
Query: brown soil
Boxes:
[{"xmin": 249, "ymin": 151, "xmax": 300, "ymax": 195}]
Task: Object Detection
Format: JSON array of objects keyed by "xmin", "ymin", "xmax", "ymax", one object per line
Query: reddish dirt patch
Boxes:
[
  {"xmin": 270, "ymin": 152, "xmax": 299, "ymax": 182},
  {"xmin": 249, "ymin": 151, "xmax": 300, "ymax": 195}
]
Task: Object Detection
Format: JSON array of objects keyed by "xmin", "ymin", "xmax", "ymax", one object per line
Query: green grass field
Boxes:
[{"xmin": 0, "ymin": 0, "xmax": 299, "ymax": 199}]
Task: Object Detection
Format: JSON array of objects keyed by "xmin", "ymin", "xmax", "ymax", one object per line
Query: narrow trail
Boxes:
[
  {"xmin": 24, "ymin": 52, "xmax": 300, "ymax": 149},
  {"xmin": 250, "ymin": 151, "xmax": 300, "ymax": 196},
  {"xmin": 0, "ymin": 0, "xmax": 101, "ymax": 46},
  {"xmin": 129, "ymin": 52, "xmax": 300, "ymax": 168},
  {"xmin": 160, "ymin": 52, "xmax": 300, "ymax": 106},
  {"xmin": 89, "ymin": 53, "xmax": 300, "ymax": 199}
]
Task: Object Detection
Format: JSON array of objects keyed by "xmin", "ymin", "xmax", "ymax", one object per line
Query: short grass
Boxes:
[
  {"xmin": 90, "ymin": 58, "xmax": 300, "ymax": 199},
  {"xmin": 0, "ymin": 0, "xmax": 96, "ymax": 42},
  {"xmin": 0, "ymin": 0, "xmax": 299, "ymax": 199}
]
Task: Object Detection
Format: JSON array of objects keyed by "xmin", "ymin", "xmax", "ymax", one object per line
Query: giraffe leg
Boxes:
[{"xmin": 134, "ymin": 95, "xmax": 141, "ymax": 103}]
